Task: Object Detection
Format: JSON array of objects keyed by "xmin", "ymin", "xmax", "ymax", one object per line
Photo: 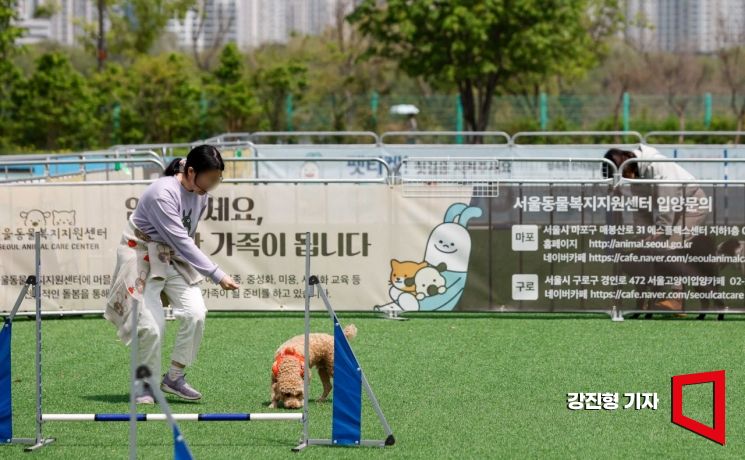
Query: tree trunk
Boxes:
[
  {"xmin": 678, "ymin": 112, "xmax": 686, "ymax": 143},
  {"xmin": 97, "ymin": 0, "xmax": 106, "ymax": 71},
  {"xmin": 458, "ymin": 74, "xmax": 497, "ymax": 144}
]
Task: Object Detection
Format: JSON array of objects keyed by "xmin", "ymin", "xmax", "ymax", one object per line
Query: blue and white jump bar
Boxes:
[{"xmin": 42, "ymin": 413, "xmax": 303, "ymax": 422}]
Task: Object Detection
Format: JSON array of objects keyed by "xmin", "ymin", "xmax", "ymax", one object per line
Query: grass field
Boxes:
[{"xmin": 2, "ymin": 312, "xmax": 744, "ymax": 459}]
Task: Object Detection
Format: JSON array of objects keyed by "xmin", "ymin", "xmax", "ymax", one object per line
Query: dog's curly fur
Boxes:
[{"xmin": 269, "ymin": 324, "xmax": 357, "ymax": 409}]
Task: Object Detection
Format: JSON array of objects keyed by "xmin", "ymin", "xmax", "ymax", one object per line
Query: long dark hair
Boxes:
[
  {"xmin": 602, "ymin": 148, "xmax": 637, "ymax": 179},
  {"xmin": 164, "ymin": 144, "xmax": 225, "ymax": 178}
]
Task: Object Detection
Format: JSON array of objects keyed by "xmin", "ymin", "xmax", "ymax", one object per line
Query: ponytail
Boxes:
[{"xmin": 164, "ymin": 157, "xmax": 183, "ymax": 176}]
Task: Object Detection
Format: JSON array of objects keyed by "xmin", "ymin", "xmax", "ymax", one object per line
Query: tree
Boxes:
[
  {"xmin": 646, "ymin": 51, "xmax": 713, "ymax": 137},
  {"xmin": 13, "ymin": 53, "xmax": 100, "ymax": 150},
  {"xmin": 189, "ymin": 0, "xmax": 235, "ymax": 71},
  {"xmin": 90, "ymin": 62, "xmax": 143, "ymax": 145},
  {"xmin": 594, "ymin": 42, "xmax": 646, "ymax": 133},
  {"xmin": 250, "ymin": 49, "xmax": 308, "ymax": 132},
  {"xmin": 350, "ymin": 0, "xmax": 621, "ymax": 140},
  {"xmin": 311, "ymin": 0, "xmax": 396, "ymax": 132},
  {"xmin": 205, "ymin": 43, "xmax": 261, "ymax": 133},
  {"xmin": 718, "ymin": 46, "xmax": 745, "ymax": 140},
  {"xmin": 0, "ymin": 0, "xmax": 22, "ymax": 61},
  {"xmin": 82, "ymin": 0, "xmax": 195, "ymax": 60},
  {"xmin": 715, "ymin": 14, "xmax": 745, "ymax": 142},
  {"xmin": 0, "ymin": 0, "xmax": 23, "ymax": 151},
  {"xmin": 258, "ymin": 5, "xmax": 398, "ymax": 133},
  {"xmin": 128, "ymin": 53, "xmax": 201, "ymax": 142}
]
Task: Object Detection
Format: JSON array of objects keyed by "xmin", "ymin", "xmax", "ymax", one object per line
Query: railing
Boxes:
[
  {"xmin": 221, "ymin": 157, "xmax": 392, "ymax": 184},
  {"xmin": 0, "ymin": 158, "xmax": 165, "ymax": 186}
]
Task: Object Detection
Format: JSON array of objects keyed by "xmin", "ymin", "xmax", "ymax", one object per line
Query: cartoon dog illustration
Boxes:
[
  {"xmin": 414, "ymin": 265, "xmax": 447, "ymax": 300},
  {"xmin": 20, "ymin": 209, "xmax": 50, "ymax": 227}
]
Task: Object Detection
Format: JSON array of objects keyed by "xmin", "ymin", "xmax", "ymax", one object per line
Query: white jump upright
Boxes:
[{"xmin": 0, "ymin": 232, "xmax": 55, "ymax": 451}]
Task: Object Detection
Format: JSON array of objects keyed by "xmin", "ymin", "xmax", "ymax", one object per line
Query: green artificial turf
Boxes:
[{"xmin": 1, "ymin": 312, "xmax": 743, "ymax": 459}]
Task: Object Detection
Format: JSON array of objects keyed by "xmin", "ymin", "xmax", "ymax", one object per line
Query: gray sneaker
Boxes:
[
  {"xmin": 161, "ymin": 374, "xmax": 202, "ymax": 401},
  {"xmin": 135, "ymin": 383, "xmax": 155, "ymax": 405}
]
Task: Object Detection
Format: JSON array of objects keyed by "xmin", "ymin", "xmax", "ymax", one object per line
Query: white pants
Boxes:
[{"xmin": 137, "ymin": 263, "xmax": 207, "ymax": 377}]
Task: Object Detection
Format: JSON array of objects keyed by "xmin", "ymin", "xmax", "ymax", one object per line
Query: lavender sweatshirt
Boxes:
[{"xmin": 131, "ymin": 175, "xmax": 226, "ymax": 284}]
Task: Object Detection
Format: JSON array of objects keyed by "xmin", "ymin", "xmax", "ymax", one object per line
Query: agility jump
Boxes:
[{"xmin": 1, "ymin": 232, "xmax": 394, "ymax": 454}]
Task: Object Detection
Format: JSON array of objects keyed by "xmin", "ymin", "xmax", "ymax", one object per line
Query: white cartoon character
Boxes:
[
  {"xmin": 20, "ymin": 209, "xmax": 50, "ymax": 227},
  {"xmin": 423, "ymin": 203, "xmax": 481, "ymax": 272},
  {"xmin": 414, "ymin": 265, "xmax": 447, "ymax": 300},
  {"xmin": 300, "ymin": 161, "xmax": 320, "ymax": 179},
  {"xmin": 418, "ymin": 203, "xmax": 482, "ymax": 311}
]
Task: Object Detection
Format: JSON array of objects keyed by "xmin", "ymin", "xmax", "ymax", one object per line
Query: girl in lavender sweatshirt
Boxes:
[{"xmin": 118, "ymin": 145, "xmax": 239, "ymax": 404}]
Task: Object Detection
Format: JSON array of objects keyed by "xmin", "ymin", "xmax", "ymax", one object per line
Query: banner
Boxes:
[
  {"xmin": 0, "ymin": 184, "xmax": 452, "ymax": 312},
  {"xmin": 2, "ymin": 182, "xmax": 745, "ymax": 315}
]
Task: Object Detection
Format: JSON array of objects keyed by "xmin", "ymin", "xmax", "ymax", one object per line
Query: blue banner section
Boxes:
[
  {"xmin": 173, "ymin": 425, "xmax": 193, "ymax": 460},
  {"xmin": 0, "ymin": 320, "xmax": 13, "ymax": 443},
  {"xmin": 331, "ymin": 320, "xmax": 362, "ymax": 446}
]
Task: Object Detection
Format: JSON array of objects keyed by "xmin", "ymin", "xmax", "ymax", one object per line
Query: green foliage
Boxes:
[
  {"xmin": 127, "ymin": 53, "xmax": 202, "ymax": 142},
  {"xmin": 250, "ymin": 48, "xmax": 308, "ymax": 131},
  {"xmin": 12, "ymin": 53, "xmax": 100, "ymax": 150},
  {"xmin": 350, "ymin": 0, "xmax": 622, "ymax": 133},
  {"xmin": 0, "ymin": 0, "xmax": 22, "ymax": 61},
  {"xmin": 204, "ymin": 43, "xmax": 262, "ymax": 133}
]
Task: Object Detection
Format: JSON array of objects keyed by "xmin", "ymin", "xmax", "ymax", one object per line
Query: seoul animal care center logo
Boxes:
[{"xmin": 567, "ymin": 370, "xmax": 726, "ymax": 445}]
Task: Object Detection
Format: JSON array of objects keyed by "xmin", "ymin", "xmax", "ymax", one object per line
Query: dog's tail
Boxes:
[{"xmin": 343, "ymin": 324, "xmax": 357, "ymax": 340}]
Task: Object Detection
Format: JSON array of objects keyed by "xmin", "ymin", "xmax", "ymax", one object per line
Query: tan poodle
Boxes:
[{"xmin": 269, "ymin": 324, "xmax": 357, "ymax": 409}]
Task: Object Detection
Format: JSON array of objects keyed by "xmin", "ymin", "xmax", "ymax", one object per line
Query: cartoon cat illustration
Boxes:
[
  {"xmin": 387, "ymin": 259, "xmax": 427, "ymax": 308},
  {"xmin": 389, "ymin": 259, "xmax": 427, "ymax": 293},
  {"xmin": 182, "ymin": 209, "xmax": 193, "ymax": 234},
  {"xmin": 52, "ymin": 210, "xmax": 76, "ymax": 226}
]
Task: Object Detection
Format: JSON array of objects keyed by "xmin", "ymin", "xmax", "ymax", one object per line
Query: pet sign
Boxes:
[
  {"xmin": 2, "ymin": 179, "xmax": 745, "ymax": 316},
  {"xmin": 0, "ymin": 184, "xmax": 473, "ymax": 313}
]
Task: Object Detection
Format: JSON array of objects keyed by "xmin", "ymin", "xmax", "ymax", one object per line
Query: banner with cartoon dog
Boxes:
[
  {"xmin": 0, "ymin": 184, "xmax": 485, "ymax": 313},
  {"xmin": 3, "ymin": 182, "xmax": 745, "ymax": 316}
]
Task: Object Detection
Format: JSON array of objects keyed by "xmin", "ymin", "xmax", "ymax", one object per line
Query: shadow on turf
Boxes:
[{"xmin": 82, "ymin": 394, "xmax": 203, "ymax": 405}]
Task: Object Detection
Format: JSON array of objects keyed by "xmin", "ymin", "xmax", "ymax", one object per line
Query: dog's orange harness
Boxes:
[{"xmin": 272, "ymin": 348, "xmax": 305, "ymax": 378}]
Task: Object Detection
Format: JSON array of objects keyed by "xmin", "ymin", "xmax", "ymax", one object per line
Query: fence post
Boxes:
[
  {"xmin": 622, "ymin": 92, "xmax": 630, "ymax": 132},
  {"xmin": 539, "ymin": 92, "xmax": 548, "ymax": 130},
  {"xmin": 285, "ymin": 94, "xmax": 294, "ymax": 132},
  {"xmin": 199, "ymin": 93, "xmax": 208, "ymax": 139},
  {"xmin": 113, "ymin": 102, "xmax": 121, "ymax": 144},
  {"xmin": 113, "ymin": 102, "xmax": 121, "ymax": 172},
  {"xmin": 455, "ymin": 94, "xmax": 464, "ymax": 144},
  {"xmin": 704, "ymin": 92, "xmax": 712, "ymax": 129},
  {"xmin": 370, "ymin": 91, "xmax": 379, "ymax": 131}
]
